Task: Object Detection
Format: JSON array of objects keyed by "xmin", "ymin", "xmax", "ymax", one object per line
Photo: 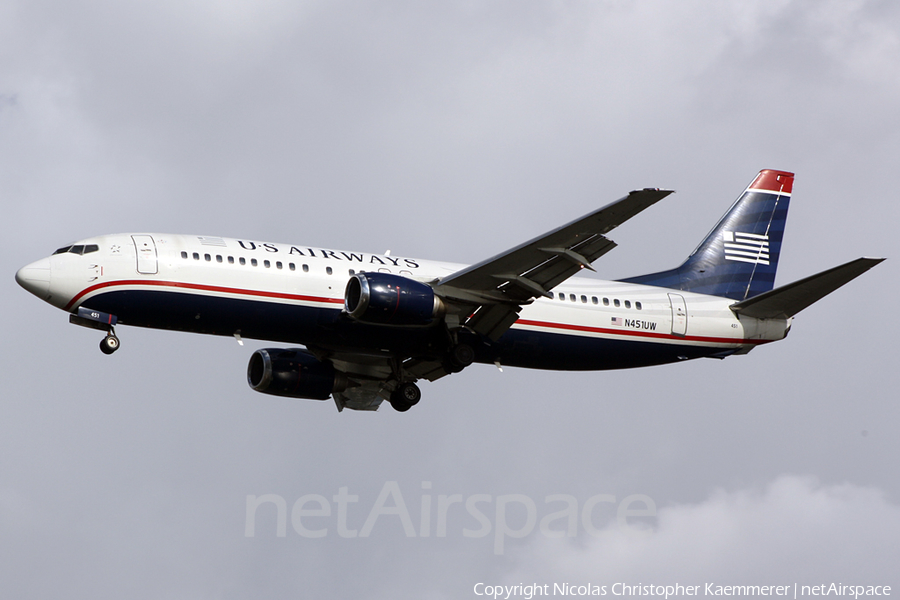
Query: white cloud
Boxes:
[{"xmin": 504, "ymin": 475, "xmax": 900, "ymax": 583}]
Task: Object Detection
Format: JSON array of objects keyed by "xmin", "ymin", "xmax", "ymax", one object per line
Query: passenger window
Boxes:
[
  {"xmin": 216, "ymin": 255, "xmax": 223, "ymax": 263},
  {"xmin": 326, "ymin": 266, "xmax": 333, "ymax": 275},
  {"xmin": 228, "ymin": 256, "xmax": 234, "ymax": 264},
  {"xmin": 603, "ymin": 298, "xmax": 609, "ymax": 306},
  {"xmin": 251, "ymin": 258, "xmax": 258, "ymax": 267},
  {"xmin": 193, "ymin": 252, "xmax": 200, "ymax": 260},
  {"xmin": 181, "ymin": 251, "xmax": 188, "ymax": 259},
  {"xmin": 276, "ymin": 261, "xmax": 283, "ymax": 269},
  {"xmin": 569, "ymin": 294, "xmax": 576, "ymax": 302},
  {"xmin": 349, "ymin": 269, "xmax": 355, "ymax": 275},
  {"xmin": 302, "ymin": 264, "xmax": 309, "ymax": 273},
  {"xmin": 264, "ymin": 260, "xmax": 271, "ymax": 268},
  {"xmin": 204, "ymin": 254, "xmax": 211, "ymax": 261},
  {"xmin": 614, "ymin": 299, "xmax": 620, "ymax": 307},
  {"xmin": 581, "ymin": 295, "xmax": 587, "ymax": 303},
  {"xmin": 636, "ymin": 302, "xmax": 642, "ymax": 310},
  {"xmin": 239, "ymin": 257, "xmax": 246, "ymax": 265},
  {"xmin": 592, "ymin": 296, "xmax": 598, "ymax": 305},
  {"xmin": 625, "ymin": 300, "xmax": 631, "ymax": 309},
  {"xmin": 289, "ymin": 263, "xmax": 296, "ymax": 271},
  {"xmin": 559, "ymin": 293, "xmax": 565, "ymax": 301}
]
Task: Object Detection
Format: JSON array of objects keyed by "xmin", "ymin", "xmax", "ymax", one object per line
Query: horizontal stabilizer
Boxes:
[{"xmin": 729, "ymin": 257, "xmax": 885, "ymax": 319}]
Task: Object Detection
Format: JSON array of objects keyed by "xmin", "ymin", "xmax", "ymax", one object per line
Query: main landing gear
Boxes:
[
  {"xmin": 389, "ymin": 381, "xmax": 421, "ymax": 412},
  {"xmin": 386, "ymin": 339, "xmax": 475, "ymax": 412},
  {"xmin": 444, "ymin": 342, "xmax": 475, "ymax": 373}
]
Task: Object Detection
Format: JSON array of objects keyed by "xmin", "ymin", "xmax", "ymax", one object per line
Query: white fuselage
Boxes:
[{"xmin": 20, "ymin": 233, "xmax": 790, "ymax": 370}]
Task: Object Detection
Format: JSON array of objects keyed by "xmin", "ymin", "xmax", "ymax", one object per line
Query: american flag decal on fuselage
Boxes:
[{"xmin": 722, "ymin": 231, "xmax": 769, "ymax": 265}]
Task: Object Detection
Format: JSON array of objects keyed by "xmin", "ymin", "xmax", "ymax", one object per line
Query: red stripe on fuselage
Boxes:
[
  {"xmin": 65, "ymin": 279, "xmax": 766, "ymax": 347},
  {"xmin": 64, "ymin": 279, "xmax": 345, "ymax": 311},
  {"xmin": 516, "ymin": 318, "xmax": 768, "ymax": 346}
]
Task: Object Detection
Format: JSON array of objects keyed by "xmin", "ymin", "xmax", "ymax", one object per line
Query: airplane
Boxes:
[{"xmin": 15, "ymin": 169, "xmax": 884, "ymax": 412}]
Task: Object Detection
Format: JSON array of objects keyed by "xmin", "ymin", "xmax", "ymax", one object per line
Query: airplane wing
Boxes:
[
  {"xmin": 432, "ymin": 188, "xmax": 674, "ymax": 341},
  {"xmin": 315, "ymin": 188, "xmax": 674, "ymax": 393}
]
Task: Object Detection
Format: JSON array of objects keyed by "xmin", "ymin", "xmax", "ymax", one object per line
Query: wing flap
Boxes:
[
  {"xmin": 465, "ymin": 304, "xmax": 523, "ymax": 341},
  {"xmin": 403, "ymin": 357, "xmax": 450, "ymax": 382}
]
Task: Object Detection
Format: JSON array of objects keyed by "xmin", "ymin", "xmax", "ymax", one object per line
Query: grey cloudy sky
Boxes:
[{"xmin": 2, "ymin": 1, "xmax": 899, "ymax": 598}]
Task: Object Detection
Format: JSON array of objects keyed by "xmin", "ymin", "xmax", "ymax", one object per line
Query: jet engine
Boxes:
[
  {"xmin": 247, "ymin": 348, "xmax": 347, "ymax": 400},
  {"xmin": 344, "ymin": 272, "xmax": 443, "ymax": 326}
]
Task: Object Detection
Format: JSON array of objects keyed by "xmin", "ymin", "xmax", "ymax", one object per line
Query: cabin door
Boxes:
[
  {"xmin": 132, "ymin": 235, "xmax": 158, "ymax": 274},
  {"xmin": 668, "ymin": 293, "xmax": 687, "ymax": 336}
]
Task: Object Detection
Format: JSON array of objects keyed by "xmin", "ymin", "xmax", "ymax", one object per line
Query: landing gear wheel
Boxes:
[
  {"xmin": 444, "ymin": 343, "xmax": 475, "ymax": 373},
  {"xmin": 390, "ymin": 399, "xmax": 413, "ymax": 412},
  {"xmin": 100, "ymin": 334, "xmax": 120, "ymax": 355},
  {"xmin": 397, "ymin": 381, "xmax": 421, "ymax": 405},
  {"xmin": 390, "ymin": 382, "xmax": 421, "ymax": 411},
  {"xmin": 450, "ymin": 343, "xmax": 475, "ymax": 368}
]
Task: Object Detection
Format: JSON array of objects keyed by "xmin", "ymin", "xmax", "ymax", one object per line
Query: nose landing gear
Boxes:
[
  {"xmin": 100, "ymin": 332, "xmax": 120, "ymax": 355},
  {"xmin": 69, "ymin": 307, "xmax": 121, "ymax": 355}
]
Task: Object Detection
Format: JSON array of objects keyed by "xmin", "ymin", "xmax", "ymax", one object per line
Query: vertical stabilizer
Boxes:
[{"xmin": 620, "ymin": 169, "xmax": 793, "ymax": 301}]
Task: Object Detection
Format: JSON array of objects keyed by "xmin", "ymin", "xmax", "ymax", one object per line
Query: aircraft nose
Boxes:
[{"xmin": 15, "ymin": 257, "xmax": 52, "ymax": 299}]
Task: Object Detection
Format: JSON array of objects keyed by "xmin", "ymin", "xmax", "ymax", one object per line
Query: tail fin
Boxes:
[{"xmin": 620, "ymin": 169, "xmax": 794, "ymax": 301}]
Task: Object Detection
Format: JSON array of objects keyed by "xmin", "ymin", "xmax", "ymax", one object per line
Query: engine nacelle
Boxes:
[
  {"xmin": 344, "ymin": 272, "xmax": 443, "ymax": 326},
  {"xmin": 247, "ymin": 348, "xmax": 347, "ymax": 400}
]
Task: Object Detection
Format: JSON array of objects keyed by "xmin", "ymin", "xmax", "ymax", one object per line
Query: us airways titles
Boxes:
[{"xmin": 234, "ymin": 241, "xmax": 421, "ymax": 269}]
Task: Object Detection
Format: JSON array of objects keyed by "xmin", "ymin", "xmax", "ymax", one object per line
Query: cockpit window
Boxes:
[{"xmin": 52, "ymin": 244, "xmax": 99, "ymax": 255}]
